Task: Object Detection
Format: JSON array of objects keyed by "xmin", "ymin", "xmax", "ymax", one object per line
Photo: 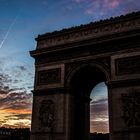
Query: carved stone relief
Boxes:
[
  {"xmin": 65, "ymin": 62, "xmax": 81, "ymax": 81},
  {"xmin": 116, "ymin": 56, "xmax": 140, "ymax": 75},
  {"xmin": 39, "ymin": 100, "xmax": 55, "ymax": 132},
  {"xmin": 121, "ymin": 91, "xmax": 140, "ymax": 127},
  {"xmin": 37, "ymin": 18, "xmax": 140, "ymax": 48},
  {"xmin": 37, "ymin": 68, "xmax": 61, "ymax": 85},
  {"xmin": 65, "ymin": 59, "xmax": 110, "ymax": 82}
]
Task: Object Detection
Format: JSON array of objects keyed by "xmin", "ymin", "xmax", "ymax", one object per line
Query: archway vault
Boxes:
[
  {"xmin": 66, "ymin": 64, "xmax": 109, "ymax": 140},
  {"xmin": 30, "ymin": 12, "xmax": 140, "ymax": 140},
  {"xmin": 66, "ymin": 62, "xmax": 110, "ymax": 89}
]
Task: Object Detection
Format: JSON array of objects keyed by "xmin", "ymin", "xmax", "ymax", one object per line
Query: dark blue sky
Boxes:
[{"xmin": 0, "ymin": 0, "xmax": 140, "ymax": 132}]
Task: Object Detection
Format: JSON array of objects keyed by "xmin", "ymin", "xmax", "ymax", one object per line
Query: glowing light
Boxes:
[
  {"xmin": 5, "ymin": 109, "xmax": 31, "ymax": 114},
  {"xmin": 0, "ymin": 109, "xmax": 31, "ymax": 128},
  {"xmin": 90, "ymin": 118, "xmax": 108, "ymax": 122}
]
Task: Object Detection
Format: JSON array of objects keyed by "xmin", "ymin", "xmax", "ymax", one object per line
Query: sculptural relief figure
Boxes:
[
  {"xmin": 121, "ymin": 91, "xmax": 140, "ymax": 127},
  {"xmin": 39, "ymin": 100, "xmax": 54, "ymax": 131}
]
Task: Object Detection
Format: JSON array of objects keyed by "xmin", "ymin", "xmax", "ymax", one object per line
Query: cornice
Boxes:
[
  {"xmin": 35, "ymin": 11, "xmax": 140, "ymax": 49},
  {"xmin": 107, "ymin": 78, "xmax": 140, "ymax": 89},
  {"xmin": 30, "ymin": 30, "xmax": 140, "ymax": 58}
]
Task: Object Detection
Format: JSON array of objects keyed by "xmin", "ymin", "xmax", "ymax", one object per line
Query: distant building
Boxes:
[{"xmin": 0, "ymin": 128, "xmax": 30, "ymax": 140}]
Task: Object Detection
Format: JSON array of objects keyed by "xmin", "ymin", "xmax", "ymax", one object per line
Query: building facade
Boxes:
[
  {"xmin": 30, "ymin": 12, "xmax": 140, "ymax": 140},
  {"xmin": 0, "ymin": 128, "xmax": 30, "ymax": 140}
]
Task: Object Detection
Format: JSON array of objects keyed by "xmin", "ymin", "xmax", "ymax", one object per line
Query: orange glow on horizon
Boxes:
[
  {"xmin": 4, "ymin": 109, "xmax": 32, "ymax": 114},
  {"xmin": 0, "ymin": 109, "xmax": 31, "ymax": 128}
]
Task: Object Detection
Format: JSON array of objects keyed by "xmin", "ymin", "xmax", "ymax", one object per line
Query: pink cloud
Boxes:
[
  {"xmin": 75, "ymin": 0, "xmax": 84, "ymax": 3},
  {"xmin": 110, "ymin": 0, "xmax": 120, "ymax": 8},
  {"xmin": 70, "ymin": 0, "xmax": 138, "ymax": 20},
  {"xmin": 84, "ymin": 0, "xmax": 124, "ymax": 17}
]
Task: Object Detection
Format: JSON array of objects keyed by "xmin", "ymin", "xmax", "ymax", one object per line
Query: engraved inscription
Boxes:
[
  {"xmin": 115, "ymin": 56, "xmax": 140, "ymax": 75},
  {"xmin": 39, "ymin": 100, "xmax": 54, "ymax": 131},
  {"xmin": 121, "ymin": 91, "xmax": 140, "ymax": 127},
  {"xmin": 37, "ymin": 68, "xmax": 61, "ymax": 85}
]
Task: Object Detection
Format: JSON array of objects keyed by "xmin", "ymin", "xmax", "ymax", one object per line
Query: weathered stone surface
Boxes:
[
  {"xmin": 30, "ymin": 11, "xmax": 140, "ymax": 140},
  {"xmin": 35, "ymin": 12, "xmax": 140, "ymax": 49}
]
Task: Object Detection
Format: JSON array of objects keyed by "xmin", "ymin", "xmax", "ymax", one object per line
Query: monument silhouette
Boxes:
[{"xmin": 30, "ymin": 11, "xmax": 140, "ymax": 140}]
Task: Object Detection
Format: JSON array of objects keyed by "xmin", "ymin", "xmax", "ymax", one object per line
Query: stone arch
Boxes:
[
  {"xmin": 30, "ymin": 12, "xmax": 140, "ymax": 140},
  {"xmin": 66, "ymin": 63, "xmax": 110, "ymax": 140},
  {"xmin": 66, "ymin": 62, "xmax": 110, "ymax": 89}
]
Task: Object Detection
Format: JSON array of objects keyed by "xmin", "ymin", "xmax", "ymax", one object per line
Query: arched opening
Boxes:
[
  {"xmin": 69, "ymin": 65, "xmax": 109, "ymax": 140},
  {"xmin": 90, "ymin": 82, "xmax": 109, "ymax": 134}
]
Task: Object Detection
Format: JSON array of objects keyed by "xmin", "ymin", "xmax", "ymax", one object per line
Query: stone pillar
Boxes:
[
  {"xmin": 109, "ymin": 52, "xmax": 140, "ymax": 140},
  {"xmin": 30, "ymin": 64, "xmax": 72, "ymax": 140},
  {"xmin": 84, "ymin": 97, "xmax": 91, "ymax": 140},
  {"xmin": 108, "ymin": 80, "xmax": 140, "ymax": 140},
  {"xmin": 30, "ymin": 90, "xmax": 76, "ymax": 140}
]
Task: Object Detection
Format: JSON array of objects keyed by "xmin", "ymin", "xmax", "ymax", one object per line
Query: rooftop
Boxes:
[{"xmin": 36, "ymin": 11, "xmax": 140, "ymax": 40}]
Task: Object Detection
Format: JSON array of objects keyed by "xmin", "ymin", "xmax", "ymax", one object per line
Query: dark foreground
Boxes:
[
  {"xmin": 90, "ymin": 133, "xmax": 109, "ymax": 140},
  {"xmin": 0, "ymin": 127, "xmax": 109, "ymax": 140}
]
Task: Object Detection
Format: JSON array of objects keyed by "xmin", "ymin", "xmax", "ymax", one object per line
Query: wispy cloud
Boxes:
[
  {"xmin": 85, "ymin": 0, "xmax": 122, "ymax": 16},
  {"xmin": 17, "ymin": 65, "xmax": 27, "ymax": 71},
  {"xmin": 90, "ymin": 98, "xmax": 108, "ymax": 105},
  {"xmin": 0, "ymin": 65, "xmax": 32, "ymax": 128},
  {"xmin": 90, "ymin": 97, "xmax": 109, "ymax": 133},
  {"xmin": 0, "ymin": 90, "xmax": 32, "ymax": 128},
  {"xmin": 75, "ymin": 0, "xmax": 85, "ymax": 3},
  {"xmin": 73, "ymin": 0, "xmax": 140, "ymax": 20},
  {"xmin": 0, "ymin": 92, "xmax": 32, "ymax": 109}
]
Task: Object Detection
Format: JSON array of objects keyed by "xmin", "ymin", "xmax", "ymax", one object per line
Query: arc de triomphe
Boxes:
[{"xmin": 30, "ymin": 12, "xmax": 140, "ymax": 140}]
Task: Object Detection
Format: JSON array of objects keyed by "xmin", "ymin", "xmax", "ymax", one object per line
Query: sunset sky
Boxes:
[{"xmin": 0, "ymin": 0, "xmax": 140, "ymax": 133}]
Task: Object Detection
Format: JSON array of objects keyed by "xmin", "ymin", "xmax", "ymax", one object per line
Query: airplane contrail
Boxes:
[{"xmin": 0, "ymin": 15, "xmax": 18, "ymax": 49}]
